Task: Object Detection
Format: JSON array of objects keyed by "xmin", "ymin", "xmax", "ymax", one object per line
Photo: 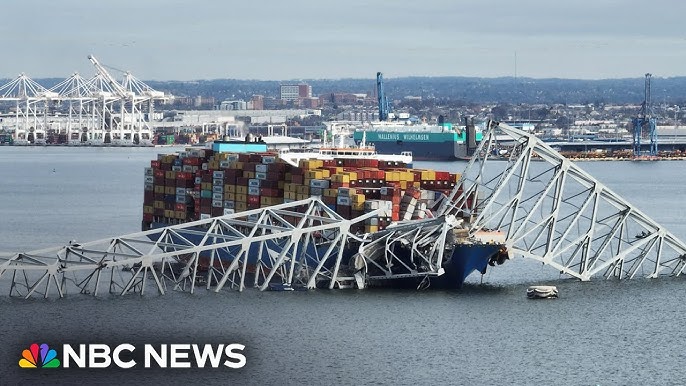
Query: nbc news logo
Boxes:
[{"xmin": 19, "ymin": 342, "xmax": 246, "ymax": 369}]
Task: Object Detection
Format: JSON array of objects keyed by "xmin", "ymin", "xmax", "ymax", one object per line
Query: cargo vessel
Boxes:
[
  {"xmin": 142, "ymin": 140, "xmax": 508, "ymax": 289},
  {"xmin": 352, "ymin": 120, "xmax": 483, "ymax": 161},
  {"xmin": 349, "ymin": 72, "xmax": 484, "ymax": 161}
]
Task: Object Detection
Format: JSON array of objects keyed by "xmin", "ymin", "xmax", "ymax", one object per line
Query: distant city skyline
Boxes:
[{"xmin": 1, "ymin": 1, "xmax": 686, "ymax": 81}]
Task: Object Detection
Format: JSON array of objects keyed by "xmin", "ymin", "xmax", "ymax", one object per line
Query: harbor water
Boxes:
[{"xmin": 1, "ymin": 146, "xmax": 686, "ymax": 384}]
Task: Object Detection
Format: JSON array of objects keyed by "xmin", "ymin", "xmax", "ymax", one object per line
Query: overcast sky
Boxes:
[{"xmin": 1, "ymin": 0, "xmax": 685, "ymax": 81}]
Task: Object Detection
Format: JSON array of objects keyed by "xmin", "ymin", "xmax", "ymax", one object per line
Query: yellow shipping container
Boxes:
[
  {"xmin": 352, "ymin": 202, "xmax": 364, "ymax": 211},
  {"xmin": 412, "ymin": 181, "xmax": 421, "ymax": 188},
  {"xmin": 321, "ymin": 169, "xmax": 331, "ymax": 178},
  {"xmin": 153, "ymin": 201, "xmax": 164, "ymax": 209},
  {"xmin": 225, "ymin": 184, "xmax": 236, "ymax": 193},
  {"xmin": 284, "ymin": 191, "xmax": 297, "ymax": 200},
  {"xmin": 201, "ymin": 182, "xmax": 213, "ymax": 191},
  {"xmin": 144, "ymin": 205, "xmax": 155, "ymax": 213},
  {"xmin": 331, "ymin": 174, "xmax": 349, "ymax": 183},
  {"xmin": 224, "ymin": 192, "xmax": 236, "ymax": 201},
  {"xmin": 296, "ymin": 193, "xmax": 309, "ymax": 201},
  {"xmin": 235, "ymin": 194, "xmax": 247, "ymax": 202},
  {"xmin": 165, "ymin": 171, "xmax": 176, "ymax": 179},
  {"xmin": 235, "ymin": 201, "xmax": 247, "ymax": 211},
  {"xmin": 422, "ymin": 170, "xmax": 435, "ymax": 180},
  {"xmin": 236, "ymin": 186, "xmax": 248, "ymax": 194},
  {"xmin": 165, "ymin": 186, "xmax": 176, "ymax": 195},
  {"xmin": 164, "ymin": 210, "xmax": 175, "ymax": 218},
  {"xmin": 154, "ymin": 185, "xmax": 165, "ymax": 194},
  {"xmin": 352, "ymin": 194, "xmax": 365, "ymax": 204},
  {"xmin": 365, "ymin": 225, "xmax": 379, "ymax": 233},
  {"xmin": 345, "ymin": 171, "xmax": 358, "ymax": 180},
  {"xmin": 284, "ymin": 183, "xmax": 296, "ymax": 192},
  {"xmin": 324, "ymin": 189, "xmax": 338, "ymax": 197},
  {"xmin": 400, "ymin": 181, "xmax": 408, "ymax": 190},
  {"xmin": 175, "ymin": 211, "xmax": 186, "ymax": 220},
  {"xmin": 243, "ymin": 171, "xmax": 255, "ymax": 179},
  {"xmin": 307, "ymin": 170, "xmax": 323, "ymax": 179},
  {"xmin": 296, "ymin": 185, "xmax": 309, "ymax": 194}
]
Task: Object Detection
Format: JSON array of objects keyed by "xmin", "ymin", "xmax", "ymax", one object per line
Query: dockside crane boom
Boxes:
[{"xmin": 88, "ymin": 54, "xmax": 130, "ymax": 98}]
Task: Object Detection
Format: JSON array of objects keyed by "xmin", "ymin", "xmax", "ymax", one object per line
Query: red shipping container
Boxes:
[
  {"xmin": 175, "ymin": 203, "xmax": 187, "ymax": 212},
  {"xmin": 248, "ymin": 195, "xmax": 260, "ymax": 205},
  {"xmin": 151, "ymin": 160, "xmax": 161, "ymax": 168},
  {"xmin": 143, "ymin": 213, "xmax": 154, "ymax": 222}
]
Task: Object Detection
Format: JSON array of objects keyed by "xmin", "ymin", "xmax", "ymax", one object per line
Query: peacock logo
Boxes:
[{"xmin": 19, "ymin": 343, "xmax": 61, "ymax": 368}]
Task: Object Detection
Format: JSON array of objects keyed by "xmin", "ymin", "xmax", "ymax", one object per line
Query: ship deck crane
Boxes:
[{"xmin": 632, "ymin": 73, "xmax": 657, "ymax": 157}]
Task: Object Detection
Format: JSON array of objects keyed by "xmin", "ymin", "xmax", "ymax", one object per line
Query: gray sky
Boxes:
[{"xmin": 1, "ymin": 0, "xmax": 685, "ymax": 81}]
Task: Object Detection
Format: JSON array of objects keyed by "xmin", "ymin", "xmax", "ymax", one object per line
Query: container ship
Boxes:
[{"xmin": 141, "ymin": 140, "xmax": 508, "ymax": 289}]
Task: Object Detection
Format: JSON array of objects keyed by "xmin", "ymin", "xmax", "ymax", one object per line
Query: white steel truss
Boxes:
[
  {"xmin": 351, "ymin": 215, "xmax": 460, "ymax": 289},
  {"xmin": 440, "ymin": 121, "xmax": 686, "ymax": 281},
  {"xmin": 0, "ymin": 198, "xmax": 384, "ymax": 299}
]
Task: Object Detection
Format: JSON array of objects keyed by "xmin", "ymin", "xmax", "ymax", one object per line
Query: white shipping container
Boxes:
[
  {"xmin": 223, "ymin": 208, "xmax": 235, "ymax": 216},
  {"xmin": 212, "ymin": 185, "xmax": 224, "ymax": 193},
  {"xmin": 212, "ymin": 199, "xmax": 223, "ymax": 208},
  {"xmin": 255, "ymin": 172, "xmax": 267, "ymax": 180},
  {"xmin": 144, "ymin": 167, "xmax": 153, "ymax": 176},
  {"xmin": 213, "ymin": 178, "xmax": 224, "ymax": 186},
  {"xmin": 213, "ymin": 171, "xmax": 224, "ymax": 179},
  {"xmin": 310, "ymin": 187, "xmax": 323, "ymax": 196},
  {"xmin": 337, "ymin": 196, "xmax": 352, "ymax": 206},
  {"xmin": 248, "ymin": 179, "xmax": 261, "ymax": 187},
  {"xmin": 200, "ymin": 213, "xmax": 211, "ymax": 220},
  {"xmin": 175, "ymin": 187, "xmax": 186, "ymax": 196},
  {"xmin": 310, "ymin": 179, "xmax": 330, "ymax": 189},
  {"xmin": 172, "ymin": 165, "xmax": 182, "ymax": 172},
  {"xmin": 144, "ymin": 175, "xmax": 154, "ymax": 183},
  {"xmin": 255, "ymin": 164, "xmax": 268, "ymax": 173},
  {"xmin": 223, "ymin": 200, "xmax": 235, "ymax": 209},
  {"xmin": 262, "ymin": 156, "xmax": 276, "ymax": 164},
  {"xmin": 212, "ymin": 193, "xmax": 223, "ymax": 201},
  {"xmin": 248, "ymin": 187, "xmax": 260, "ymax": 196}
]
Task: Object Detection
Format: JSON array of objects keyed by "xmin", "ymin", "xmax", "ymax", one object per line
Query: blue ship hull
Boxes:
[
  {"xmin": 148, "ymin": 222, "xmax": 506, "ymax": 289},
  {"xmin": 365, "ymin": 242, "xmax": 506, "ymax": 289}
]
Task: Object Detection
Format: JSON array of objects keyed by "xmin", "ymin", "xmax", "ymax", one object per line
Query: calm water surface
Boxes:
[{"xmin": 1, "ymin": 147, "xmax": 685, "ymax": 385}]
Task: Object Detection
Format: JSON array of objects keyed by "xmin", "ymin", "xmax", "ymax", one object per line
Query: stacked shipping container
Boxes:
[{"xmin": 142, "ymin": 149, "xmax": 462, "ymax": 234}]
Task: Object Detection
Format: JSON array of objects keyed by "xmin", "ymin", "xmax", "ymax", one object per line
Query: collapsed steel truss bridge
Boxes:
[{"xmin": 2, "ymin": 122, "xmax": 686, "ymax": 298}]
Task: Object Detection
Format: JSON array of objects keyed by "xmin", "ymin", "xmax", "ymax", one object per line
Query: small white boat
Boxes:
[{"xmin": 526, "ymin": 285, "xmax": 558, "ymax": 299}]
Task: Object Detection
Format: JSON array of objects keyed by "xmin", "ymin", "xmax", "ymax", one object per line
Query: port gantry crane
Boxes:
[{"xmin": 632, "ymin": 73, "xmax": 658, "ymax": 157}]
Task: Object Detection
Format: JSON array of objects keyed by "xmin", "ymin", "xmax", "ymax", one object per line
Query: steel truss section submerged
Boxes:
[
  {"xmin": 440, "ymin": 121, "xmax": 686, "ymax": 281},
  {"xmin": 0, "ymin": 198, "xmax": 382, "ymax": 299}
]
